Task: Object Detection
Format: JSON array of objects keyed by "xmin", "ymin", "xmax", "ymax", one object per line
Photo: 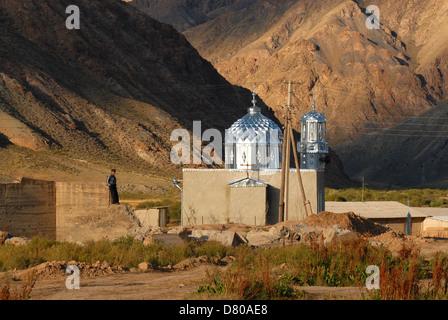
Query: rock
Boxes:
[
  {"xmin": 190, "ymin": 229, "xmax": 245, "ymax": 247},
  {"xmin": 173, "ymin": 255, "xmax": 209, "ymax": 270},
  {"xmin": 138, "ymin": 262, "xmax": 152, "ymax": 271},
  {"xmin": 289, "ymin": 224, "xmax": 325, "ymax": 244},
  {"xmin": 220, "ymin": 256, "xmax": 236, "ymax": 265},
  {"xmin": 323, "ymin": 225, "xmax": 358, "ymax": 245},
  {"xmin": 67, "ymin": 260, "xmax": 78, "ymax": 266},
  {"xmin": 151, "ymin": 234, "xmax": 185, "ymax": 246},
  {"xmin": 268, "ymin": 225, "xmax": 289, "ymax": 238},
  {"xmin": 4, "ymin": 237, "xmax": 29, "ymax": 246},
  {"xmin": 101, "ymin": 261, "xmax": 110, "ymax": 269},
  {"xmin": 167, "ymin": 226, "xmax": 189, "ymax": 240},
  {"xmin": 143, "ymin": 236, "xmax": 154, "ymax": 246},
  {"xmin": 245, "ymin": 229, "xmax": 281, "ymax": 247}
]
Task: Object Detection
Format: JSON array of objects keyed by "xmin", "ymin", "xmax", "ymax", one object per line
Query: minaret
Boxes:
[{"xmin": 297, "ymin": 95, "xmax": 328, "ymax": 212}]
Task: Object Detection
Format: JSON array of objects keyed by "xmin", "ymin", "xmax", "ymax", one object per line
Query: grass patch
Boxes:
[
  {"xmin": 197, "ymin": 238, "xmax": 448, "ymax": 300},
  {"xmin": 325, "ymin": 188, "xmax": 448, "ymax": 207},
  {"xmin": 1, "ymin": 236, "xmax": 448, "ymax": 300},
  {"xmin": 0, "ymin": 236, "xmax": 232, "ymax": 271}
]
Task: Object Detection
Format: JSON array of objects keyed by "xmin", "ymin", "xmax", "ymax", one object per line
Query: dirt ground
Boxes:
[
  {"xmin": 5, "ymin": 266, "xmax": 364, "ymax": 300},
  {"xmin": 2, "ymin": 211, "xmax": 448, "ymax": 300}
]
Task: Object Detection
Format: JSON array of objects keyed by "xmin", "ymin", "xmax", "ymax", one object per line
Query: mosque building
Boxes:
[{"xmin": 180, "ymin": 89, "xmax": 328, "ymax": 226}]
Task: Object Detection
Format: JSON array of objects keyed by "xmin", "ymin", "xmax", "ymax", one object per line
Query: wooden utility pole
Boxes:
[
  {"xmin": 279, "ymin": 81, "xmax": 292, "ymax": 222},
  {"xmin": 288, "ymin": 123, "xmax": 312, "ymax": 216},
  {"xmin": 279, "ymin": 80, "xmax": 312, "ymax": 222}
]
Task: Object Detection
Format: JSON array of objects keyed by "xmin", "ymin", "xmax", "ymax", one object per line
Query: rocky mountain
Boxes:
[
  {"xmin": 0, "ymin": 0, "xmax": 255, "ymax": 184},
  {"xmin": 0, "ymin": 0, "xmax": 350, "ymax": 189},
  {"xmin": 334, "ymin": 101, "xmax": 448, "ymax": 188},
  {"xmin": 133, "ymin": 0, "xmax": 448, "ymax": 145},
  {"xmin": 128, "ymin": 0, "xmax": 258, "ymax": 32},
  {"xmin": 132, "ymin": 0, "xmax": 448, "ymax": 186}
]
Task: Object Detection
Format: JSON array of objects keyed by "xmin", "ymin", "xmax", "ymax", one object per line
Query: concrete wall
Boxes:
[
  {"xmin": 0, "ymin": 178, "xmax": 56, "ymax": 239},
  {"xmin": 134, "ymin": 207, "xmax": 168, "ymax": 231},
  {"xmin": 369, "ymin": 217, "xmax": 425, "ymax": 236},
  {"xmin": 0, "ymin": 178, "xmax": 142, "ymax": 242},
  {"xmin": 55, "ymin": 182, "xmax": 141, "ymax": 242},
  {"xmin": 422, "ymin": 217, "xmax": 448, "ymax": 238},
  {"xmin": 182, "ymin": 169, "xmax": 322, "ymax": 226},
  {"xmin": 229, "ymin": 186, "xmax": 267, "ymax": 226}
]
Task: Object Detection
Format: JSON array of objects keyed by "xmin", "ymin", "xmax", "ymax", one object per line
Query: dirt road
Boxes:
[
  {"xmin": 28, "ymin": 266, "xmax": 210, "ymax": 300},
  {"xmin": 0, "ymin": 265, "xmax": 366, "ymax": 300}
]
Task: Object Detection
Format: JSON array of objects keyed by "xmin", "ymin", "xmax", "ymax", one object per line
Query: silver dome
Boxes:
[
  {"xmin": 225, "ymin": 107, "xmax": 283, "ymax": 144},
  {"xmin": 225, "ymin": 90, "xmax": 283, "ymax": 170},
  {"xmin": 300, "ymin": 109, "xmax": 326, "ymax": 123}
]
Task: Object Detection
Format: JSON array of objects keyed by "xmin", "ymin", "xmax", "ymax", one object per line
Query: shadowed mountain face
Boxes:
[
  {"xmin": 128, "ymin": 0, "xmax": 258, "ymax": 32},
  {"xmin": 133, "ymin": 0, "xmax": 448, "ymax": 145},
  {"xmin": 0, "ymin": 0, "xmax": 257, "ymax": 178},
  {"xmin": 0, "ymin": 0, "xmax": 350, "ymax": 188},
  {"xmin": 334, "ymin": 101, "xmax": 448, "ymax": 188},
  {"xmin": 132, "ymin": 0, "xmax": 448, "ymax": 187}
]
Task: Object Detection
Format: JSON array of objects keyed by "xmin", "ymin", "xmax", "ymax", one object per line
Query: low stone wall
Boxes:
[
  {"xmin": 0, "ymin": 178, "xmax": 56, "ymax": 239},
  {"xmin": 55, "ymin": 182, "xmax": 141, "ymax": 242},
  {"xmin": 421, "ymin": 217, "xmax": 448, "ymax": 238},
  {"xmin": 0, "ymin": 178, "xmax": 142, "ymax": 242}
]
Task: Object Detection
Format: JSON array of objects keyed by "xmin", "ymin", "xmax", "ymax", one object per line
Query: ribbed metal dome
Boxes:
[
  {"xmin": 225, "ymin": 90, "xmax": 283, "ymax": 170},
  {"xmin": 225, "ymin": 108, "xmax": 283, "ymax": 144},
  {"xmin": 225, "ymin": 90, "xmax": 282, "ymax": 144},
  {"xmin": 300, "ymin": 109, "xmax": 326, "ymax": 123}
]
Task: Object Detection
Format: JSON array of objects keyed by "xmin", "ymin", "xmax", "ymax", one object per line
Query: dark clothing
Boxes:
[
  {"xmin": 109, "ymin": 185, "xmax": 119, "ymax": 204},
  {"xmin": 106, "ymin": 174, "xmax": 119, "ymax": 204},
  {"xmin": 106, "ymin": 174, "xmax": 117, "ymax": 187}
]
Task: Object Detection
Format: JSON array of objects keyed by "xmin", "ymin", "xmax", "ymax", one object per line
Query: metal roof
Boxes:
[
  {"xmin": 425, "ymin": 216, "xmax": 448, "ymax": 223},
  {"xmin": 300, "ymin": 109, "xmax": 326, "ymax": 122},
  {"xmin": 228, "ymin": 177, "xmax": 268, "ymax": 188},
  {"xmin": 325, "ymin": 201, "xmax": 429, "ymax": 219},
  {"xmin": 225, "ymin": 90, "xmax": 282, "ymax": 145},
  {"xmin": 225, "ymin": 109, "xmax": 283, "ymax": 144}
]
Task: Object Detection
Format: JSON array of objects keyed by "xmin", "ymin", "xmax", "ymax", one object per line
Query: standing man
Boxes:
[{"xmin": 107, "ymin": 169, "xmax": 119, "ymax": 204}]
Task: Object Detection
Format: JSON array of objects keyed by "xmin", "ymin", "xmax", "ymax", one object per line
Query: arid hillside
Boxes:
[
  {"xmin": 334, "ymin": 101, "xmax": 448, "ymax": 188},
  {"xmin": 134, "ymin": 0, "xmax": 448, "ymax": 146},
  {"xmin": 0, "ymin": 0, "xmax": 254, "ymax": 183},
  {"xmin": 0, "ymin": 0, "xmax": 350, "ymax": 189},
  {"xmin": 132, "ymin": 0, "xmax": 448, "ymax": 186}
]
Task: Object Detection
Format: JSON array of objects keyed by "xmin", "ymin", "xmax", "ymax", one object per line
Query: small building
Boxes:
[
  {"xmin": 325, "ymin": 201, "xmax": 448, "ymax": 236},
  {"xmin": 182, "ymin": 90, "xmax": 327, "ymax": 226},
  {"xmin": 421, "ymin": 216, "xmax": 448, "ymax": 238}
]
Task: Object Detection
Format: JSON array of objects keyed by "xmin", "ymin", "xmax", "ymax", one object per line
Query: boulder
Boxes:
[
  {"xmin": 4, "ymin": 237, "xmax": 29, "ymax": 246},
  {"xmin": 138, "ymin": 262, "xmax": 152, "ymax": 271},
  {"xmin": 190, "ymin": 229, "xmax": 245, "ymax": 247},
  {"xmin": 245, "ymin": 229, "xmax": 281, "ymax": 247},
  {"xmin": 143, "ymin": 233, "xmax": 185, "ymax": 247},
  {"xmin": 289, "ymin": 224, "xmax": 325, "ymax": 243},
  {"xmin": 167, "ymin": 226, "xmax": 189, "ymax": 240},
  {"xmin": 323, "ymin": 225, "xmax": 358, "ymax": 245}
]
